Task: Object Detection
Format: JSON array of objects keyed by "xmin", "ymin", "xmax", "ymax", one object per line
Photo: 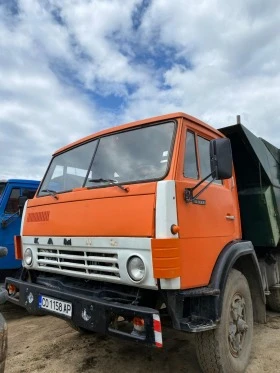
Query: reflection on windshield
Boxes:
[{"xmin": 38, "ymin": 121, "xmax": 176, "ymax": 196}]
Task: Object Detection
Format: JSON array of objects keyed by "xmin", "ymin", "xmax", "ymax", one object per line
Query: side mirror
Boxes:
[
  {"xmin": 18, "ymin": 196, "xmax": 28, "ymax": 216},
  {"xmin": 0, "ymin": 247, "xmax": 8, "ymax": 258},
  {"xmin": 210, "ymin": 138, "xmax": 233, "ymax": 180}
]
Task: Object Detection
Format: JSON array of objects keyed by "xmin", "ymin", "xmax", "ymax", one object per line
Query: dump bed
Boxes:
[{"xmin": 220, "ymin": 124, "xmax": 280, "ymax": 247}]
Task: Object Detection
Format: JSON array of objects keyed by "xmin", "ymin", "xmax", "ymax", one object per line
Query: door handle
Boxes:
[{"xmin": 226, "ymin": 215, "xmax": 235, "ymax": 220}]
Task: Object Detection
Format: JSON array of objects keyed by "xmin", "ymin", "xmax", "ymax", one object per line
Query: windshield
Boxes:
[
  {"xmin": 38, "ymin": 121, "xmax": 176, "ymax": 196},
  {"xmin": 0, "ymin": 183, "xmax": 6, "ymax": 199}
]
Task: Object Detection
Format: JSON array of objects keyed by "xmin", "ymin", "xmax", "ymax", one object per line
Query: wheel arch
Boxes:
[{"xmin": 210, "ymin": 240, "xmax": 266, "ymax": 324}]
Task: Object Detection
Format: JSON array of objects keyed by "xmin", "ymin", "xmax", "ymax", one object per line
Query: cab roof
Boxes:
[
  {"xmin": 0, "ymin": 179, "xmax": 40, "ymax": 184},
  {"xmin": 54, "ymin": 112, "xmax": 222, "ymax": 155}
]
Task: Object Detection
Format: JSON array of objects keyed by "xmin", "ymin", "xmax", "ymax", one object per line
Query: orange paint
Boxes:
[
  {"xmin": 152, "ymin": 239, "xmax": 180, "ymax": 278},
  {"xmin": 24, "ymin": 182, "xmax": 157, "ymax": 237},
  {"xmin": 173, "ymin": 118, "xmax": 241, "ymax": 288}
]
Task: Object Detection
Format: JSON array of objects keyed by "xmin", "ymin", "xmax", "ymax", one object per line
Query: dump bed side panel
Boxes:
[{"xmin": 220, "ymin": 124, "xmax": 280, "ymax": 247}]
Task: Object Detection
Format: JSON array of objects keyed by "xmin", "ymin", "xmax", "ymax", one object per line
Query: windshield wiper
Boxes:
[
  {"xmin": 41, "ymin": 189, "xmax": 59, "ymax": 200},
  {"xmin": 88, "ymin": 178, "xmax": 129, "ymax": 192}
]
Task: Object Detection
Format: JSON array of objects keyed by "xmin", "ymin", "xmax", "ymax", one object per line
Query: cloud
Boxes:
[
  {"xmin": 0, "ymin": 0, "xmax": 279, "ymax": 181},
  {"xmin": 132, "ymin": 0, "xmax": 280, "ymax": 140},
  {"xmin": 0, "ymin": 1, "xmax": 100, "ymax": 180}
]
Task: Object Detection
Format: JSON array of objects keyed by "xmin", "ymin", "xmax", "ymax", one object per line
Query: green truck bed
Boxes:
[{"xmin": 220, "ymin": 123, "xmax": 280, "ymax": 247}]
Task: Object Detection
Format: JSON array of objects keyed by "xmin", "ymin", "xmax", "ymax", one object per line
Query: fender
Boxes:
[
  {"xmin": 210, "ymin": 239, "xmax": 266, "ymax": 321},
  {"xmin": 165, "ymin": 240, "xmax": 266, "ymax": 332}
]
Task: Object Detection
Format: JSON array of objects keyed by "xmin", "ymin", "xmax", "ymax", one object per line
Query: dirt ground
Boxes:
[{"xmin": 1, "ymin": 302, "xmax": 280, "ymax": 373}]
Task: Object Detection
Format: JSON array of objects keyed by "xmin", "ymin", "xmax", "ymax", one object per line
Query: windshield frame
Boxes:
[{"xmin": 37, "ymin": 119, "xmax": 178, "ymax": 197}]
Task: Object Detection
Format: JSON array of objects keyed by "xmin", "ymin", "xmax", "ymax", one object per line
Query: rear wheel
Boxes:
[{"xmin": 195, "ymin": 269, "xmax": 253, "ymax": 373}]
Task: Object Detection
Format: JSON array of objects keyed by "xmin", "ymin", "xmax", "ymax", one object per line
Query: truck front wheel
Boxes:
[{"xmin": 195, "ymin": 269, "xmax": 253, "ymax": 373}]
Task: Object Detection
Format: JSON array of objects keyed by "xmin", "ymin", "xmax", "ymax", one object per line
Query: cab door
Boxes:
[
  {"xmin": 175, "ymin": 121, "xmax": 241, "ymax": 289},
  {"xmin": 0, "ymin": 185, "xmax": 37, "ymax": 271}
]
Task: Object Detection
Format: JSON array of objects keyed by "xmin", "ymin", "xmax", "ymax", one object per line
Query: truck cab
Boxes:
[
  {"xmin": 8, "ymin": 114, "xmax": 238, "ymax": 289},
  {"xmin": 0, "ymin": 179, "xmax": 40, "ymax": 279}
]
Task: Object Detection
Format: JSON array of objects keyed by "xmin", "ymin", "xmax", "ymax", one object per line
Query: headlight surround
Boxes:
[
  {"xmin": 24, "ymin": 248, "xmax": 33, "ymax": 266},
  {"xmin": 127, "ymin": 256, "xmax": 146, "ymax": 282}
]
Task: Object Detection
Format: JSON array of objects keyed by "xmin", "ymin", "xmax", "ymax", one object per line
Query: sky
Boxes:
[{"xmin": 0, "ymin": 0, "xmax": 279, "ymax": 180}]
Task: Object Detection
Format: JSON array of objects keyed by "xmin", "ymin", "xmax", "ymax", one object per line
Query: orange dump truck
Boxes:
[{"xmin": 6, "ymin": 112, "xmax": 280, "ymax": 372}]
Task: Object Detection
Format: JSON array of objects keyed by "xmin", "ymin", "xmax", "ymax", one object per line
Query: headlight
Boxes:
[
  {"xmin": 24, "ymin": 248, "xmax": 33, "ymax": 266},
  {"xmin": 127, "ymin": 256, "xmax": 145, "ymax": 282}
]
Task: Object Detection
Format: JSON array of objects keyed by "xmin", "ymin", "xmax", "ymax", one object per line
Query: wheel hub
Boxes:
[{"xmin": 228, "ymin": 293, "xmax": 248, "ymax": 357}]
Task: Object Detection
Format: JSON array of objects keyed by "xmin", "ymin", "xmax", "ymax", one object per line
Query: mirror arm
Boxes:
[
  {"xmin": 190, "ymin": 170, "xmax": 216, "ymax": 193},
  {"xmin": 192, "ymin": 177, "xmax": 215, "ymax": 200},
  {"xmin": 184, "ymin": 170, "xmax": 216, "ymax": 203}
]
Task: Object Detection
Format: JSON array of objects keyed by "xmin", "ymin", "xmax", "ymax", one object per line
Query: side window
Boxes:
[
  {"xmin": 197, "ymin": 136, "xmax": 221, "ymax": 184},
  {"xmin": 22, "ymin": 189, "xmax": 37, "ymax": 199},
  {"xmin": 5, "ymin": 188, "xmax": 20, "ymax": 214},
  {"xmin": 197, "ymin": 136, "xmax": 211, "ymax": 179},
  {"xmin": 184, "ymin": 131, "xmax": 198, "ymax": 179}
]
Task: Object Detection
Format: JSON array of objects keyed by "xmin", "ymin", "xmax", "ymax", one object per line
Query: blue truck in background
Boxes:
[{"xmin": 0, "ymin": 179, "xmax": 40, "ymax": 280}]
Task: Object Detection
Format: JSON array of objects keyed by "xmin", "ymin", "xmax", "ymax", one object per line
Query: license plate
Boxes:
[{"xmin": 38, "ymin": 295, "xmax": 72, "ymax": 318}]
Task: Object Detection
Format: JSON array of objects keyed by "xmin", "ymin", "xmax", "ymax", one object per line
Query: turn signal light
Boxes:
[
  {"xmin": 170, "ymin": 224, "xmax": 180, "ymax": 235},
  {"xmin": 133, "ymin": 317, "xmax": 145, "ymax": 332},
  {"xmin": 7, "ymin": 284, "xmax": 17, "ymax": 296},
  {"xmin": 14, "ymin": 235, "xmax": 22, "ymax": 260}
]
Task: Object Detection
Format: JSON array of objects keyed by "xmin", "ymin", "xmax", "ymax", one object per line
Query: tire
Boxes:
[
  {"xmin": 195, "ymin": 269, "xmax": 253, "ymax": 373},
  {"xmin": 266, "ymin": 288, "xmax": 280, "ymax": 312},
  {"xmin": 66, "ymin": 321, "xmax": 96, "ymax": 335}
]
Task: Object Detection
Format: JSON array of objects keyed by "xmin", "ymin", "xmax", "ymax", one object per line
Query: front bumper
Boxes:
[{"xmin": 5, "ymin": 277, "xmax": 162, "ymax": 347}]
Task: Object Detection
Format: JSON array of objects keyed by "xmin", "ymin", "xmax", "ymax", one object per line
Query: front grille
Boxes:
[{"xmin": 37, "ymin": 247, "xmax": 120, "ymax": 280}]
